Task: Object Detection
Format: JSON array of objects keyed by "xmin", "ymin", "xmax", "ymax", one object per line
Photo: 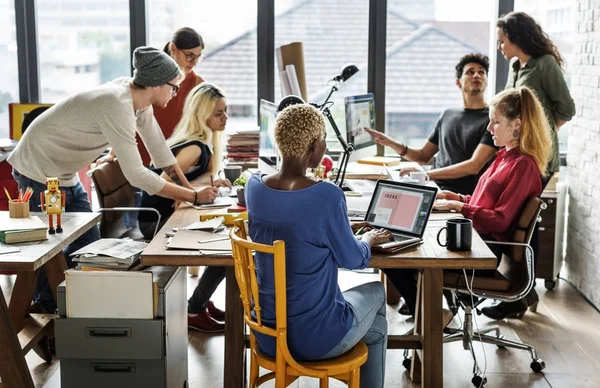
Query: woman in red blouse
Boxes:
[{"xmin": 384, "ymin": 86, "xmax": 552, "ymax": 317}]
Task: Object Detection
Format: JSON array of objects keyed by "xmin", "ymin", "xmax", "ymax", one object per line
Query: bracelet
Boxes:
[
  {"xmin": 398, "ymin": 143, "xmax": 409, "ymax": 157},
  {"xmin": 193, "ymin": 189, "xmax": 200, "ymax": 206}
]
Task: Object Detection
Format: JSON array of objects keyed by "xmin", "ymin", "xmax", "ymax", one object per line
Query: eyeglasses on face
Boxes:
[
  {"xmin": 166, "ymin": 82, "xmax": 180, "ymax": 95},
  {"xmin": 181, "ymin": 50, "xmax": 205, "ymax": 64}
]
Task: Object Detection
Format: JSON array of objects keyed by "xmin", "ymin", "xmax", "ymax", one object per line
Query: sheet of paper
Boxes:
[
  {"xmin": 0, "ymin": 244, "xmax": 21, "ymax": 255},
  {"xmin": 200, "ymin": 196, "xmax": 236, "ymax": 208},
  {"xmin": 166, "ymin": 229, "xmax": 232, "ymax": 251},
  {"xmin": 184, "ymin": 217, "xmax": 224, "ymax": 231}
]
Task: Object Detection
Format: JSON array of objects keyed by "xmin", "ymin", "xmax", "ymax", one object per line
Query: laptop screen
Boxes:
[{"xmin": 365, "ymin": 180, "xmax": 437, "ymax": 237}]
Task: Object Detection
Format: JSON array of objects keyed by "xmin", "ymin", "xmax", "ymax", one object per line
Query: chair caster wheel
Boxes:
[
  {"xmin": 545, "ymin": 279, "xmax": 556, "ymax": 290},
  {"xmin": 531, "ymin": 358, "xmax": 546, "ymax": 373},
  {"xmin": 402, "ymin": 357, "xmax": 411, "ymax": 370},
  {"xmin": 471, "ymin": 374, "xmax": 487, "ymax": 387},
  {"xmin": 496, "ymin": 335, "xmax": 506, "ymax": 348}
]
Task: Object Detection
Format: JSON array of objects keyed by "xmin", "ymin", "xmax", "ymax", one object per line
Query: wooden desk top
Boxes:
[
  {"xmin": 0, "ymin": 212, "xmax": 100, "ymax": 271},
  {"xmin": 141, "ymin": 206, "xmax": 497, "ymax": 270}
]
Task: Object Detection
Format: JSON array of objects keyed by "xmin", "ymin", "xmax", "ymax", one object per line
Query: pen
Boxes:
[{"xmin": 354, "ymin": 226, "xmax": 365, "ymax": 236}]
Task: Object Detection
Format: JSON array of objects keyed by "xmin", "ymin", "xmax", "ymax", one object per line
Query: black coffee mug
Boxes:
[{"xmin": 436, "ymin": 218, "xmax": 472, "ymax": 251}]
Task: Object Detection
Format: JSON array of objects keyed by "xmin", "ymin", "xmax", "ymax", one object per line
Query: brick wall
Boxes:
[{"xmin": 565, "ymin": 0, "xmax": 600, "ymax": 306}]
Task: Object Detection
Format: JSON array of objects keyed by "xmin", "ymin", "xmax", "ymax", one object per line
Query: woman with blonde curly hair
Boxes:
[
  {"xmin": 245, "ymin": 103, "xmax": 390, "ymax": 388},
  {"xmin": 385, "ymin": 86, "xmax": 552, "ymax": 318},
  {"xmin": 139, "ymin": 82, "xmax": 231, "ymax": 333}
]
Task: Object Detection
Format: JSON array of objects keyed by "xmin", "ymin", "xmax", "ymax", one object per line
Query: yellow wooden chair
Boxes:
[{"xmin": 229, "ymin": 219, "xmax": 368, "ymax": 388}]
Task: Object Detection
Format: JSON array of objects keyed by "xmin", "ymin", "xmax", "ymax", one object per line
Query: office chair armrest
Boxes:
[
  {"xmin": 459, "ymin": 240, "xmax": 534, "ymax": 303},
  {"xmin": 98, "ymin": 207, "xmax": 162, "ymax": 239}
]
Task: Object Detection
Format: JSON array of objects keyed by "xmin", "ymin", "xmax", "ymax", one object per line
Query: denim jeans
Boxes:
[
  {"xmin": 187, "ymin": 266, "xmax": 226, "ymax": 314},
  {"xmin": 319, "ymin": 281, "xmax": 387, "ymax": 388},
  {"xmin": 12, "ymin": 169, "xmax": 101, "ymax": 312}
]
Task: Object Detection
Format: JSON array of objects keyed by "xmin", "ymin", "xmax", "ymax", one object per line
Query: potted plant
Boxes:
[{"xmin": 233, "ymin": 175, "xmax": 248, "ymax": 207}]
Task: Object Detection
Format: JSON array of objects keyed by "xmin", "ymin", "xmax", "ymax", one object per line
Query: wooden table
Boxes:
[
  {"xmin": 141, "ymin": 206, "xmax": 496, "ymax": 388},
  {"xmin": 0, "ymin": 212, "xmax": 100, "ymax": 388}
]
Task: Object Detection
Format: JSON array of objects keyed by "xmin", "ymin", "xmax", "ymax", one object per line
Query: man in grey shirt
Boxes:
[
  {"xmin": 366, "ymin": 53, "xmax": 497, "ymax": 196},
  {"xmin": 9, "ymin": 47, "xmax": 218, "ymax": 313}
]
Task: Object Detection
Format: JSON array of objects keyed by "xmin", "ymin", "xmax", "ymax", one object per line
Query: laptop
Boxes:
[{"xmin": 363, "ymin": 180, "xmax": 438, "ymax": 250}]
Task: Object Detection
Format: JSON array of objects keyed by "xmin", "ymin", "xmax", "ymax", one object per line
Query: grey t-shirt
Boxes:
[{"xmin": 428, "ymin": 107, "xmax": 495, "ymax": 195}]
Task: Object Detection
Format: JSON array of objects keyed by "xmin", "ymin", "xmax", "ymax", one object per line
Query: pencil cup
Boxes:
[{"xmin": 9, "ymin": 201, "xmax": 30, "ymax": 218}]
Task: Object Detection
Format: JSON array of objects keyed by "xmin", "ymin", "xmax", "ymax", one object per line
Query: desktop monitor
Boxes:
[
  {"xmin": 345, "ymin": 93, "xmax": 376, "ymax": 151},
  {"xmin": 258, "ymin": 99, "xmax": 279, "ymax": 172}
]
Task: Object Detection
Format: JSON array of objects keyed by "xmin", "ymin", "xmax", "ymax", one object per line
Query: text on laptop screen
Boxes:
[{"xmin": 367, "ymin": 182, "xmax": 436, "ymax": 236}]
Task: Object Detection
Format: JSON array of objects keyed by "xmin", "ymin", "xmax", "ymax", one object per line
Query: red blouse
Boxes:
[
  {"xmin": 461, "ymin": 147, "xmax": 542, "ymax": 241},
  {"xmin": 137, "ymin": 70, "xmax": 204, "ymax": 166}
]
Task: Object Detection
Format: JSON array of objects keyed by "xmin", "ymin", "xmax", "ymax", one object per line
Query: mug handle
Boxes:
[{"xmin": 436, "ymin": 227, "xmax": 447, "ymax": 247}]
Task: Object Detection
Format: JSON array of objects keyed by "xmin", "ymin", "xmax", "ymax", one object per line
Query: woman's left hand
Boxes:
[
  {"xmin": 433, "ymin": 199, "xmax": 463, "ymax": 212},
  {"xmin": 213, "ymin": 178, "xmax": 233, "ymax": 189}
]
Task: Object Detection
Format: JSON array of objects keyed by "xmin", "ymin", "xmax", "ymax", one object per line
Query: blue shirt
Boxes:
[{"xmin": 245, "ymin": 173, "xmax": 371, "ymax": 360}]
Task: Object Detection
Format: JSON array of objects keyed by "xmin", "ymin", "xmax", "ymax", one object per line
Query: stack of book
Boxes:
[
  {"xmin": 226, "ymin": 128, "xmax": 259, "ymax": 168},
  {"xmin": 0, "ymin": 212, "xmax": 48, "ymax": 244},
  {"xmin": 71, "ymin": 238, "xmax": 148, "ymax": 270}
]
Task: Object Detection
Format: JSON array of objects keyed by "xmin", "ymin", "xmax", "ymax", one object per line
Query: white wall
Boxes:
[{"xmin": 565, "ymin": 0, "xmax": 600, "ymax": 307}]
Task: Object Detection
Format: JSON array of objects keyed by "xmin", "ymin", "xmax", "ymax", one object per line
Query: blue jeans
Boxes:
[
  {"xmin": 12, "ymin": 169, "xmax": 100, "ymax": 312},
  {"xmin": 319, "ymin": 281, "xmax": 387, "ymax": 388}
]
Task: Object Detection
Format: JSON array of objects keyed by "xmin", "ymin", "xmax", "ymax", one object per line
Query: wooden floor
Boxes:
[{"xmin": 2, "ymin": 268, "xmax": 599, "ymax": 388}]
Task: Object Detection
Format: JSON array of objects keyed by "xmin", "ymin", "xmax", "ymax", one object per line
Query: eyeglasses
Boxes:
[
  {"xmin": 181, "ymin": 50, "xmax": 205, "ymax": 64},
  {"xmin": 166, "ymin": 82, "xmax": 180, "ymax": 95}
]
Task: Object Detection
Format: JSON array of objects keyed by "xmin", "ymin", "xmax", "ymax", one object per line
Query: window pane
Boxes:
[
  {"xmin": 148, "ymin": 1, "xmax": 259, "ymax": 133},
  {"xmin": 385, "ymin": 0, "xmax": 494, "ymax": 155},
  {"xmin": 514, "ymin": 0, "xmax": 576, "ymax": 153},
  {"xmin": 36, "ymin": 0, "xmax": 131, "ymax": 103},
  {"xmin": 0, "ymin": 0, "xmax": 19, "ymax": 138},
  {"xmin": 275, "ymin": 0, "xmax": 370, "ymax": 152}
]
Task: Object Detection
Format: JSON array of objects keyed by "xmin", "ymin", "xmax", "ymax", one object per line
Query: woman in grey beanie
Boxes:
[{"xmin": 8, "ymin": 45, "xmax": 218, "ymax": 312}]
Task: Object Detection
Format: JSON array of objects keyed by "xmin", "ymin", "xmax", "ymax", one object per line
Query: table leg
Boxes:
[
  {"xmin": 224, "ymin": 267, "xmax": 246, "ymax": 388},
  {"xmin": 410, "ymin": 272, "xmax": 423, "ymax": 382},
  {"xmin": 420, "ymin": 268, "xmax": 444, "ymax": 388},
  {"xmin": 8, "ymin": 271, "xmax": 38, "ymax": 332},
  {"xmin": 0, "ymin": 285, "xmax": 35, "ymax": 388}
]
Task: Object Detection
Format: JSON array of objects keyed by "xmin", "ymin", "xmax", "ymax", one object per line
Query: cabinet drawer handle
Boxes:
[
  {"xmin": 539, "ymin": 227, "xmax": 546, "ymax": 231},
  {"xmin": 91, "ymin": 363, "xmax": 135, "ymax": 374},
  {"xmin": 87, "ymin": 328, "xmax": 131, "ymax": 338}
]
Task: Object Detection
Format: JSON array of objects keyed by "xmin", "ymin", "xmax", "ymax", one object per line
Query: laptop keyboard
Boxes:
[{"xmin": 392, "ymin": 234, "xmax": 413, "ymax": 242}]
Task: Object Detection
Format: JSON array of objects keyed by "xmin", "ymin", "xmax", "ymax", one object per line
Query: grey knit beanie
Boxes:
[{"xmin": 132, "ymin": 46, "xmax": 180, "ymax": 87}]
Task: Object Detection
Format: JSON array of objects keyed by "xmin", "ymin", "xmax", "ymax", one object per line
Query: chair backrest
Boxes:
[
  {"xmin": 496, "ymin": 196, "xmax": 545, "ymax": 295},
  {"xmin": 90, "ymin": 160, "xmax": 136, "ymax": 238},
  {"xmin": 229, "ymin": 219, "xmax": 328, "ymax": 378}
]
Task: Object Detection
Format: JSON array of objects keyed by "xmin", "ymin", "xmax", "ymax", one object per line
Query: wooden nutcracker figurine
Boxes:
[{"xmin": 40, "ymin": 177, "xmax": 66, "ymax": 234}]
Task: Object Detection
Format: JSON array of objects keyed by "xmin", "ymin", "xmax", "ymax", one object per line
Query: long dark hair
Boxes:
[
  {"xmin": 497, "ymin": 12, "xmax": 563, "ymax": 67},
  {"xmin": 163, "ymin": 27, "xmax": 204, "ymax": 55}
]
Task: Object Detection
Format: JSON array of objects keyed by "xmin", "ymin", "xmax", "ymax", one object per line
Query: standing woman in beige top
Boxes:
[{"xmin": 483, "ymin": 11, "xmax": 576, "ymax": 320}]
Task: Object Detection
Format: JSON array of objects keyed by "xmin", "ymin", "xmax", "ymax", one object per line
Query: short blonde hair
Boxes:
[
  {"xmin": 275, "ymin": 104, "xmax": 326, "ymax": 160},
  {"xmin": 491, "ymin": 86, "xmax": 552, "ymax": 176}
]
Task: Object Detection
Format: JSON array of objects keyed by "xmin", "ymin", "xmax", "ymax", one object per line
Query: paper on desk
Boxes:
[
  {"xmin": 183, "ymin": 217, "xmax": 224, "ymax": 232},
  {"xmin": 185, "ymin": 196, "xmax": 236, "ymax": 210},
  {"xmin": 0, "ymin": 244, "xmax": 21, "ymax": 255},
  {"xmin": 166, "ymin": 229, "xmax": 232, "ymax": 251},
  {"xmin": 71, "ymin": 238, "xmax": 148, "ymax": 260}
]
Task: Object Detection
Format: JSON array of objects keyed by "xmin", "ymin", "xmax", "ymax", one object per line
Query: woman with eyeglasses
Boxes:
[{"xmin": 139, "ymin": 82, "xmax": 232, "ymax": 333}]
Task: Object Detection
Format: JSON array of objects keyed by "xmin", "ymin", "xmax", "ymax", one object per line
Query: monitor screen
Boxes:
[
  {"xmin": 259, "ymin": 99, "xmax": 278, "ymax": 166},
  {"xmin": 345, "ymin": 93, "xmax": 376, "ymax": 150}
]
